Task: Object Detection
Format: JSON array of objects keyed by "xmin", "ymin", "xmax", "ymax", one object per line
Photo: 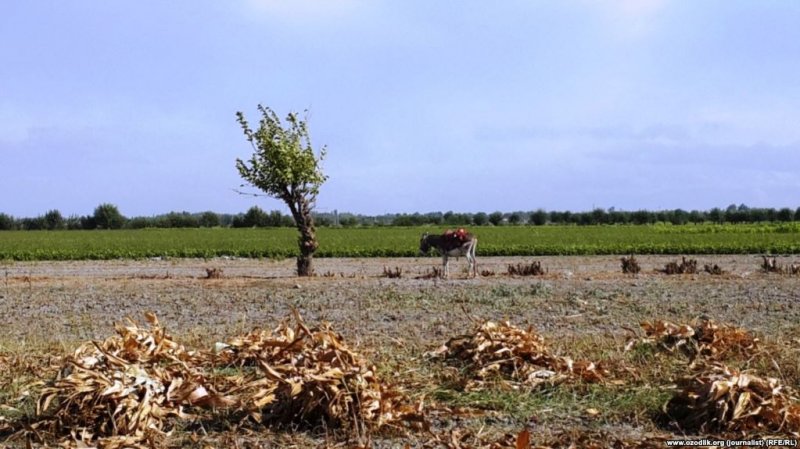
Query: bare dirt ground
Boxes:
[
  {"xmin": 1, "ymin": 255, "xmax": 799, "ymax": 447},
  {"xmin": 2, "ymin": 255, "xmax": 798, "ymax": 343}
]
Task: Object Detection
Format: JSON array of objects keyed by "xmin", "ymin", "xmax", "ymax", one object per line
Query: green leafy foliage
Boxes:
[
  {"xmin": 0, "ymin": 224, "xmax": 798, "ymax": 261},
  {"xmin": 92, "ymin": 203, "xmax": 126, "ymax": 229},
  {"xmin": 235, "ymin": 105, "xmax": 327, "ymax": 202}
]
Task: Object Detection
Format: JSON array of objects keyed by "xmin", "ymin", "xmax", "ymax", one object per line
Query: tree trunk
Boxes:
[{"xmin": 287, "ymin": 194, "xmax": 318, "ymax": 276}]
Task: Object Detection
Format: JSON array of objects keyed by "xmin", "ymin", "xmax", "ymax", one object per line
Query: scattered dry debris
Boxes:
[
  {"xmin": 382, "ymin": 266, "xmax": 403, "ymax": 278},
  {"xmin": 430, "ymin": 320, "xmax": 606, "ymax": 390},
  {"xmin": 507, "ymin": 261, "xmax": 545, "ymax": 276},
  {"xmin": 704, "ymin": 264, "xmax": 724, "ymax": 275},
  {"xmin": 629, "ymin": 319, "xmax": 758, "ymax": 361},
  {"xmin": 204, "ymin": 267, "xmax": 224, "ymax": 279},
  {"xmin": 418, "ymin": 427, "xmax": 668, "ymax": 449},
  {"xmin": 761, "ymin": 256, "xmax": 784, "ymax": 273},
  {"xmin": 133, "ymin": 272, "xmax": 173, "ymax": 280},
  {"xmin": 665, "ymin": 363, "xmax": 800, "ymax": 434},
  {"xmin": 621, "ymin": 256, "xmax": 641, "ymax": 274},
  {"xmin": 416, "ymin": 267, "xmax": 443, "ymax": 280},
  {"xmin": 661, "ymin": 257, "xmax": 698, "ymax": 275},
  {"xmin": 479, "ymin": 269, "xmax": 496, "ymax": 277}
]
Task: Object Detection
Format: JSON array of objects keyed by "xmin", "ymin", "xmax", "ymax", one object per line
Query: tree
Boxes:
[
  {"xmin": 242, "ymin": 206, "xmax": 269, "ymax": 227},
  {"xmin": 43, "ymin": 209, "xmax": 65, "ymax": 230},
  {"xmin": 488, "ymin": 211, "xmax": 504, "ymax": 226},
  {"xmin": 0, "ymin": 213, "xmax": 16, "ymax": 230},
  {"xmin": 776, "ymin": 208, "xmax": 794, "ymax": 222},
  {"xmin": 708, "ymin": 207, "xmax": 723, "ymax": 224},
  {"xmin": 473, "ymin": 212, "xmax": 488, "ymax": 226},
  {"xmin": 21, "ymin": 217, "xmax": 46, "ymax": 230},
  {"xmin": 529, "ymin": 209, "xmax": 547, "ymax": 226},
  {"xmin": 199, "ymin": 211, "xmax": 221, "ymax": 228},
  {"xmin": 235, "ymin": 105, "xmax": 327, "ymax": 276},
  {"xmin": 92, "ymin": 203, "xmax": 126, "ymax": 229}
]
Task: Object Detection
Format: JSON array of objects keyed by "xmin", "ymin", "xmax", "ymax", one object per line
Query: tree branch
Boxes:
[{"xmin": 232, "ymin": 188, "xmax": 271, "ymax": 198}]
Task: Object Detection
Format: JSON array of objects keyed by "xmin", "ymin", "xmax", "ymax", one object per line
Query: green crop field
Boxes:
[{"xmin": 0, "ymin": 224, "xmax": 799, "ymax": 261}]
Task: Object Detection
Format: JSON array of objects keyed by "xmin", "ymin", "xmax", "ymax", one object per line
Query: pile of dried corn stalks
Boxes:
[
  {"xmin": 629, "ymin": 319, "xmax": 759, "ymax": 361},
  {"xmin": 431, "ymin": 320, "xmax": 606, "ymax": 390},
  {"xmin": 31, "ymin": 312, "xmax": 207, "ymax": 448},
  {"xmin": 20, "ymin": 311, "xmax": 419, "ymax": 448},
  {"xmin": 210, "ymin": 310, "xmax": 419, "ymax": 428},
  {"xmin": 665, "ymin": 363, "xmax": 800, "ymax": 433}
]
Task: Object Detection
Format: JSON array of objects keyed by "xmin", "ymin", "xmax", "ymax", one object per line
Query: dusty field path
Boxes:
[{"xmin": 1, "ymin": 255, "xmax": 798, "ymax": 345}]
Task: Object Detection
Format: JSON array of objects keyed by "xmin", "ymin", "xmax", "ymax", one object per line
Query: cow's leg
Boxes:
[{"xmin": 442, "ymin": 255, "xmax": 448, "ymax": 278}]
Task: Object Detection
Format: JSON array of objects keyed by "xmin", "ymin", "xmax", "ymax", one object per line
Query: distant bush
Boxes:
[
  {"xmin": 43, "ymin": 210, "xmax": 65, "ymax": 230},
  {"xmin": 157, "ymin": 212, "xmax": 199, "ymax": 228},
  {"xmin": 21, "ymin": 216, "xmax": 46, "ymax": 230},
  {"xmin": 232, "ymin": 207, "xmax": 292, "ymax": 228},
  {"xmin": 0, "ymin": 213, "xmax": 17, "ymax": 230},
  {"xmin": 125, "ymin": 216, "xmax": 154, "ymax": 229},
  {"xmin": 92, "ymin": 203, "xmax": 126, "ymax": 229},
  {"xmin": 529, "ymin": 209, "xmax": 547, "ymax": 226},
  {"xmin": 199, "ymin": 211, "xmax": 221, "ymax": 228}
]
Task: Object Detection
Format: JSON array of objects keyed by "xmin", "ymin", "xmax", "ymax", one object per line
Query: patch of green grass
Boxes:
[{"xmin": 430, "ymin": 383, "xmax": 673, "ymax": 426}]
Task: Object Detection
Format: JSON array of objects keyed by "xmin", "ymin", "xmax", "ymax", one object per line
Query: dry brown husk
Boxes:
[
  {"xmin": 665, "ymin": 362, "xmax": 800, "ymax": 434},
  {"xmin": 431, "ymin": 320, "xmax": 606, "ymax": 390},
  {"xmin": 418, "ymin": 428, "xmax": 667, "ymax": 449},
  {"xmin": 630, "ymin": 319, "xmax": 758, "ymax": 361},
  {"xmin": 507, "ymin": 261, "xmax": 545, "ymax": 276},
  {"xmin": 661, "ymin": 257, "xmax": 698, "ymax": 275},
  {"xmin": 33, "ymin": 312, "xmax": 222, "ymax": 448},
  {"xmin": 211, "ymin": 310, "xmax": 420, "ymax": 428},
  {"xmin": 621, "ymin": 255, "xmax": 641, "ymax": 274},
  {"xmin": 28, "ymin": 310, "xmax": 419, "ymax": 448}
]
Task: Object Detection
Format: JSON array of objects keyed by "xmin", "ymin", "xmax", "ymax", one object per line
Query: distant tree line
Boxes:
[
  {"xmin": 2, "ymin": 203, "xmax": 800, "ymax": 231},
  {"xmin": 0, "ymin": 204, "xmax": 293, "ymax": 231},
  {"xmin": 363, "ymin": 204, "xmax": 800, "ymax": 226}
]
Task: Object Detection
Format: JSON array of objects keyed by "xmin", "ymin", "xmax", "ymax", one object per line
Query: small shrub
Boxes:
[
  {"xmin": 507, "ymin": 261, "xmax": 545, "ymax": 276},
  {"xmin": 703, "ymin": 264, "xmax": 724, "ymax": 275},
  {"xmin": 416, "ymin": 267, "xmax": 442, "ymax": 280},
  {"xmin": 382, "ymin": 266, "xmax": 402, "ymax": 279},
  {"xmin": 205, "ymin": 268, "xmax": 223, "ymax": 279},
  {"xmin": 761, "ymin": 256, "xmax": 783, "ymax": 273},
  {"xmin": 621, "ymin": 255, "xmax": 641, "ymax": 274},
  {"xmin": 662, "ymin": 257, "xmax": 698, "ymax": 275}
]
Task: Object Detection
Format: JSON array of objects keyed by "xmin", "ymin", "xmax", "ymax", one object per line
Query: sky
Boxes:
[{"xmin": 2, "ymin": 1, "xmax": 800, "ymax": 218}]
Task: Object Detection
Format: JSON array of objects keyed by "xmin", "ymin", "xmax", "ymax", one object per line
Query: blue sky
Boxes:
[{"xmin": 2, "ymin": 1, "xmax": 800, "ymax": 217}]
